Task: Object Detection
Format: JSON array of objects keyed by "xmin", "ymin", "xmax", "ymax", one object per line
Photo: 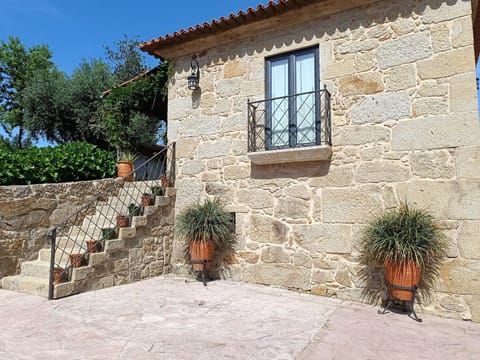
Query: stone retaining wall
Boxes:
[
  {"xmin": 0, "ymin": 179, "xmax": 118, "ymax": 279},
  {"xmin": 165, "ymin": 0, "xmax": 480, "ymax": 321}
]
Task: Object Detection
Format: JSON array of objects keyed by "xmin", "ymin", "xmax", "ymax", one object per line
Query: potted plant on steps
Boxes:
[
  {"xmin": 176, "ymin": 199, "xmax": 234, "ymax": 285},
  {"xmin": 360, "ymin": 202, "xmax": 447, "ymax": 322},
  {"xmin": 141, "ymin": 192, "xmax": 155, "ymax": 207},
  {"xmin": 116, "ymin": 214, "xmax": 129, "ymax": 228},
  {"xmin": 117, "ymin": 152, "xmax": 139, "ymax": 182}
]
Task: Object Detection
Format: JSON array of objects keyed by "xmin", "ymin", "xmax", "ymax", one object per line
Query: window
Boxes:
[{"xmin": 265, "ymin": 47, "xmax": 320, "ymax": 150}]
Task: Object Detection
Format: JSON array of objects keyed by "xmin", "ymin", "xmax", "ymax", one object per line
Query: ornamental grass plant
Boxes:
[
  {"xmin": 175, "ymin": 199, "xmax": 233, "ymax": 247},
  {"xmin": 360, "ymin": 202, "xmax": 448, "ymax": 300}
]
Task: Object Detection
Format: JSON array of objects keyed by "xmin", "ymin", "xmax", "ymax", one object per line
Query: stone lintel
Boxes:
[{"xmin": 248, "ymin": 146, "xmax": 332, "ymax": 165}]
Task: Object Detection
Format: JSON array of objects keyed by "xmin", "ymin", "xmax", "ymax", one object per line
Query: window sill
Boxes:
[{"xmin": 247, "ymin": 145, "xmax": 332, "ymax": 165}]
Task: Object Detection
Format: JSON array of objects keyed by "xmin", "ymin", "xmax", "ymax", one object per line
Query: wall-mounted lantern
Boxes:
[{"xmin": 187, "ymin": 56, "xmax": 200, "ymax": 90}]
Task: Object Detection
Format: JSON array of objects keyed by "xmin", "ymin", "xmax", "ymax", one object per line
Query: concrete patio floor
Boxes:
[{"xmin": 1, "ymin": 276, "xmax": 479, "ymax": 359}]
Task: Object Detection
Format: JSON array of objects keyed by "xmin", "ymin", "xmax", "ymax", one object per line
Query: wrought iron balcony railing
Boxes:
[{"xmin": 248, "ymin": 87, "xmax": 331, "ymax": 153}]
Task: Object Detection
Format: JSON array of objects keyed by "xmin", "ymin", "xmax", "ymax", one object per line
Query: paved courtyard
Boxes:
[{"xmin": 1, "ymin": 276, "xmax": 479, "ymax": 359}]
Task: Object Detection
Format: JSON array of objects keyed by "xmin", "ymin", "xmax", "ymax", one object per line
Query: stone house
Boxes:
[{"xmin": 140, "ymin": 0, "xmax": 480, "ymax": 321}]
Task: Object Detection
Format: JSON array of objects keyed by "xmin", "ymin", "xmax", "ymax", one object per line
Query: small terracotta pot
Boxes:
[
  {"xmin": 160, "ymin": 176, "xmax": 170, "ymax": 188},
  {"xmin": 53, "ymin": 268, "xmax": 65, "ymax": 284},
  {"xmin": 141, "ymin": 195, "xmax": 155, "ymax": 207},
  {"xmin": 69, "ymin": 253, "xmax": 83, "ymax": 268},
  {"xmin": 86, "ymin": 240, "xmax": 98, "ymax": 253},
  {"xmin": 384, "ymin": 260, "xmax": 420, "ymax": 301},
  {"xmin": 116, "ymin": 215, "xmax": 129, "ymax": 228},
  {"xmin": 189, "ymin": 240, "xmax": 215, "ymax": 271},
  {"xmin": 117, "ymin": 161, "xmax": 134, "ymax": 182}
]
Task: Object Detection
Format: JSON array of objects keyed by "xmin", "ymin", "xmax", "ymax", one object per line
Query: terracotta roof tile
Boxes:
[{"xmin": 139, "ymin": 0, "xmax": 316, "ymax": 58}]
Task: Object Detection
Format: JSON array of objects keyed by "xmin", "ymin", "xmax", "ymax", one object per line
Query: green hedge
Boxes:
[{"xmin": 0, "ymin": 142, "xmax": 116, "ymax": 185}]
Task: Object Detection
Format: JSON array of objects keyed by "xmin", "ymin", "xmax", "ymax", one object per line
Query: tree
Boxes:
[
  {"xmin": 23, "ymin": 59, "xmax": 114, "ymax": 148},
  {"xmin": 101, "ymin": 63, "xmax": 168, "ymax": 149},
  {"xmin": 0, "ymin": 36, "xmax": 54, "ymax": 148},
  {"xmin": 104, "ymin": 35, "xmax": 148, "ymax": 84}
]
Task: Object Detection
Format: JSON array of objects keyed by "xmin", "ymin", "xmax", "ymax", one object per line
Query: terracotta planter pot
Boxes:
[
  {"xmin": 86, "ymin": 240, "xmax": 98, "ymax": 253},
  {"xmin": 69, "ymin": 253, "xmax": 84, "ymax": 268},
  {"xmin": 53, "ymin": 268, "xmax": 65, "ymax": 284},
  {"xmin": 141, "ymin": 195, "xmax": 155, "ymax": 207},
  {"xmin": 117, "ymin": 161, "xmax": 134, "ymax": 182},
  {"xmin": 384, "ymin": 260, "xmax": 420, "ymax": 301},
  {"xmin": 189, "ymin": 240, "xmax": 215, "ymax": 271},
  {"xmin": 160, "ymin": 176, "xmax": 171, "ymax": 188},
  {"xmin": 116, "ymin": 215, "xmax": 129, "ymax": 228}
]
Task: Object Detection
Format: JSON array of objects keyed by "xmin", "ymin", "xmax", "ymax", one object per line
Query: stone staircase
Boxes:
[{"xmin": 1, "ymin": 181, "xmax": 174, "ymax": 299}]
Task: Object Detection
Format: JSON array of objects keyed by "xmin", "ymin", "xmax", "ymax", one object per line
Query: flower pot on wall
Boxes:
[
  {"xmin": 141, "ymin": 194, "xmax": 155, "ymax": 207},
  {"xmin": 69, "ymin": 253, "xmax": 84, "ymax": 268},
  {"xmin": 116, "ymin": 215, "xmax": 129, "ymax": 228},
  {"xmin": 53, "ymin": 267, "xmax": 66, "ymax": 284},
  {"xmin": 117, "ymin": 161, "xmax": 134, "ymax": 182},
  {"xmin": 86, "ymin": 240, "xmax": 99, "ymax": 253}
]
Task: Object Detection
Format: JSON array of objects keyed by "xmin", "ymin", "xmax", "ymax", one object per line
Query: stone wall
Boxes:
[
  {"xmin": 0, "ymin": 179, "xmax": 118, "ymax": 279},
  {"xmin": 166, "ymin": 0, "xmax": 480, "ymax": 321}
]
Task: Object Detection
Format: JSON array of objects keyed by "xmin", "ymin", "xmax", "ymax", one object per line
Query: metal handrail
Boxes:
[
  {"xmin": 47, "ymin": 142, "xmax": 176, "ymax": 299},
  {"xmin": 247, "ymin": 87, "xmax": 332, "ymax": 152}
]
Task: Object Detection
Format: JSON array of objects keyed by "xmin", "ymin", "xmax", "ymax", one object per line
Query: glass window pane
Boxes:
[
  {"xmin": 270, "ymin": 58, "xmax": 289, "ymax": 148},
  {"xmin": 295, "ymin": 52, "xmax": 316, "ymax": 145}
]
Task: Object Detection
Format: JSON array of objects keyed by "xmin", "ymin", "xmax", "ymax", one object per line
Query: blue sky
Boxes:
[
  {"xmin": 0, "ymin": 0, "xmax": 266, "ymax": 74},
  {"xmin": 0, "ymin": 0, "xmax": 267, "ymax": 144}
]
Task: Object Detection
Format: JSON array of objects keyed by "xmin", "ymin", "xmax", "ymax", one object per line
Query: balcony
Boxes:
[{"xmin": 247, "ymin": 87, "xmax": 332, "ymax": 165}]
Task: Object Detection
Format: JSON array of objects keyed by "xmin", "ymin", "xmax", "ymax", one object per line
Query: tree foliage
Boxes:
[
  {"xmin": 1, "ymin": 35, "xmax": 168, "ymax": 151},
  {"xmin": 0, "ymin": 36, "xmax": 54, "ymax": 148},
  {"xmin": 101, "ymin": 63, "xmax": 168, "ymax": 149},
  {"xmin": 104, "ymin": 35, "xmax": 147, "ymax": 84},
  {"xmin": 23, "ymin": 59, "xmax": 114, "ymax": 147}
]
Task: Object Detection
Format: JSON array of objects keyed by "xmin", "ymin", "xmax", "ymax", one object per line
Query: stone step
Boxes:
[
  {"xmin": 21, "ymin": 260, "xmax": 51, "ymax": 278},
  {"xmin": 1, "ymin": 274, "xmax": 49, "ymax": 297},
  {"xmin": 38, "ymin": 248, "xmax": 86, "ymax": 267}
]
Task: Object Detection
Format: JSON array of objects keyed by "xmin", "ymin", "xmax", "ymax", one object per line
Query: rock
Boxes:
[
  {"xmin": 274, "ymin": 197, "xmax": 310, "ymax": 220},
  {"xmin": 249, "ymin": 215, "xmax": 289, "ymax": 244},
  {"xmin": 335, "ymin": 125, "xmax": 390, "ymax": 146},
  {"xmin": 181, "ymin": 160, "xmax": 205, "ymax": 176},
  {"xmin": 242, "ymin": 263, "xmax": 311, "ymax": 290},
  {"xmin": 224, "ymin": 165, "xmax": 251, "ymax": 180},
  {"xmin": 224, "ymin": 60, "xmax": 246, "ymax": 78},
  {"xmin": 392, "ymin": 113, "xmax": 480, "ymax": 151},
  {"xmin": 322, "ymin": 187, "xmax": 384, "ymax": 223},
  {"xmin": 238, "ymin": 189, "xmax": 274, "ymax": 209},
  {"xmin": 175, "ymin": 138, "xmax": 197, "ymax": 159},
  {"xmin": 205, "ymin": 183, "xmax": 235, "ymax": 203},
  {"xmin": 449, "ymin": 73, "xmax": 478, "ymax": 113},
  {"xmin": 417, "ymin": 47, "xmax": 474, "ymax": 79},
  {"xmin": 422, "ymin": 0, "xmax": 470, "ymax": 24},
  {"xmin": 385, "ymin": 64, "xmax": 416, "ymax": 91},
  {"xmin": 457, "ymin": 221, "xmax": 480, "ymax": 260},
  {"xmin": 261, "ymin": 246, "xmax": 290, "ymax": 263},
  {"xmin": 197, "ymin": 139, "xmax": 232, "ymax": 159},
  {"xmin": 182, "ymin": 116, "xmax": 221, "ymax": 137},
  {"xmin": 356, "ymin": 161, "xmax": 410, "ymax": 183},
  {"xmin": 409, "ymin": 150, "xmax": 454, "ymax": 179},
  {"xmin": 338, "ymin": 73, "xmax": 384, "ymax": 96},
  {"xmin": 412, "ymin": 98, "xmax": 448, "ymax": 117},
  {"xmin": 455, "ymin": 146, "xmax": 480, "ymax": 179},
  {"xmin": 396, "ymin": 180, "xmax": 480, "ymax": 220},
  {"xmin": 350, "ymin": 92, "xmax": 410, "ymax": 124},
  {"xmin": 376, "ymin": 32, "xmax": 432, "ymax": 69},
  {"xmin": 292, "ymin": 224, "xmax": 352, "ymax": 254}
]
